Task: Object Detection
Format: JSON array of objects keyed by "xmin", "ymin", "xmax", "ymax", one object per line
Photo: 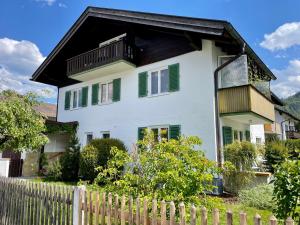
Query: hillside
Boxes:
[{"xmin": 283, "ymin": 92, "xmax": 300, "ymax": 119}]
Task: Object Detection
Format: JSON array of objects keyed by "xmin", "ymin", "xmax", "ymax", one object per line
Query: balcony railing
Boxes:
[
  {"xmin": 218, "ymin": 55, "xmax": 271, "ymax": 99},
  {"xmin": 66, "ymin": 38, "xmax": 136, "ymax": 76}
]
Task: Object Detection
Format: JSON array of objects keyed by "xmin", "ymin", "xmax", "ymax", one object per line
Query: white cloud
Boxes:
[
  {"xmin": 58, "ymin": 3, "xmax": 67, "ymax": 8},
  {"xmin": 271, "ymin": 59, "xmax": 300, "ymax": 98},
  {"xmin": 0, "ymin": 38, "xmax": 57, "ymax": 100},
  {"xmin": 260, "ymin": 22, "xmax": 300, "ymax": 51},
  {"xmin": 35, "ymin": 0, "xmax": 56, "ymax": 6}
]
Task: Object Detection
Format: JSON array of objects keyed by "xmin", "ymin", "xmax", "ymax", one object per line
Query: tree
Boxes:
[
  {"xmin": 0, "ymin": 90, "xmax": 48, "ymax": 152},
  {"xmin": 95, "ymin": 130, "xmax": 223, "ymax": 207}
]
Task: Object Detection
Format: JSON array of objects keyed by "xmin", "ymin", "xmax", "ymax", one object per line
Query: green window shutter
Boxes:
[
  {"xmin": 113, "ymin": 78, "xmax": 121, "ymax": 102},
  {"xmin": 91, "ymin": 84, "xmax": 99, "ymax": 105},
  {"xmin": 64, "ymin": 91, "xmax": 71, "ymax": 110},
  {"xmin": 81, "ymin": 86, "xmax": 88, "ymax": 107},
  {"xmin": 138, "ymin": 127, "xmax": 146, "ymax": 140},
  {"xmin": 168, "ymin": 63, "xmax": 180, "ymax": 92},
  {"xmin": 245, "ymin": 130, "xmax": 251, "ymax": 141},
  {"xmin": 138, "ymin": 72, "xmax": 148, "ymax": 97},
  {"xmin": 169, "ymin": 125, "xmax": 181, "ymax": 140},
  {"xmin": 222, "ymin": 126, "xmax": 233, "ymax": 146}
]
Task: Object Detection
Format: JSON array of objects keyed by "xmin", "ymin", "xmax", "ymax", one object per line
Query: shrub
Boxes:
[
  {"xmin": 38, "ymin": 152, "xmax": 48, "ymax": 176},
  {"xmin": 79, "ymin": 138, "xmax": 126, "ymax": 181},
  {"xmin": 95, "ymin": 130, "xmax": 223, "ymax": 208},
  {"xmin": 264, "ymin": 142, "xmax": 288, "ymax": 172},
  {"xmin": 60, "ymin": 134, "xmax": 80, "ymax": 181},
  {"xmin": 223, "ymin": 141, "xmax": 257, "ymax": 194},
  {"xmin": 284, "ymin": 139, "xmax": 300, "ymax": 158},
  {"xmin": 273, "ymin": 157, "xmax": 300, "ymax": 224},
  {"xmin": 79, "ymin": 145, "xmax": 98, "ymax": 181},
  {"xmin": 45, "ymin": 161, "xmax": 62, "ymax": 181},
  {"xmin": 265, "ymin": 133, "xmax": 279, "ymax": 143},
  {"xmin": 238, "ymin": 184, "xmax": 275, "ymax": 210}
]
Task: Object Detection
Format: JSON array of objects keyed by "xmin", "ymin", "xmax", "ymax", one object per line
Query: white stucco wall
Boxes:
[
  {"xmin": 250, "ymin": 125, "xmax": 265, "ymax": 144},
  {"xmin": 0, "ymin": 159, "xmax": 10, "ymax": 177},
  {"xmin": 275, "ymin": 110, "xmax": 296, "ymax": 140},
  {"xmin": 57, "ymin": 40, "xmax": 220, "ymax": 160},
  {"xmin": 44, "ymin": 134, "xmax": 69, "ymax": 153}
]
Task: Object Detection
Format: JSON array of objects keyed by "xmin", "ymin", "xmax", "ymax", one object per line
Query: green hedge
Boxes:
[{"xmin": 79, "ymin": 138, "xmax": 126, "ymax": 181}]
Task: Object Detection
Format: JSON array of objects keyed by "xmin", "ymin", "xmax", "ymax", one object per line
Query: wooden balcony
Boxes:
[
  {"xmin": 264, "ymin": 123, "xmax": 282, "ymax": 134},
  {"xmin": 66, "ymin": 38, "xmax": 136, "ymax": 81},
  {"xmin": 218, "ymin": 85, "xmax": 275, "ymax": 123}
]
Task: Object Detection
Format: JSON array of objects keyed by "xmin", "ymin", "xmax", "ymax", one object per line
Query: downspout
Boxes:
[
  {"xmin": 213, "ymin": 45, "xmax": 245, "ymax": 167},
  {"xmin": 281, "ymin": 119, "xmax": 290, "ymax": 140}
]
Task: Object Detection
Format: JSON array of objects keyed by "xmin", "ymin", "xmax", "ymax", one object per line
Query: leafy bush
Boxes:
[
  {"xmin": 45, "ymin": 161, "xmax": 62, "ymax": 181},
  {"xmin": 238, "ymin": 184, "xmax": 275, "ymax": 210},
  {"xmin": 265, "ymin": 133, "xmax": 280, "ymax": 143},
  {"xmin": 264, "ymin": 142, "xmax": 288, "ymax": 172},
  {"xmin": 223, "ymin": 141, "xmax": 257, "ymax": 194},
  {"xmin": 60, "ymin": 134, "xmax": 80, "ymax": 181},
  {"xmin": 79, "ymin": 145, "xmax": 98, "ymax": 181},
  {"xmin": 95, "ymin": 130, "xmax": 223, "ymax": 208},
  {"xmin": 284, "ymin": 139, "xmax": 300, "ymax": 158},
  {"xmin": 38, "ymin": 152, "xmax": 48, "ymax": 176},
  {"xmin": 273, "ymin": 157, "xmax": 300, "ymax": 224},
  {"xmin": 79, "ymin": 138, "xmax": 126, "ymax": 181}
]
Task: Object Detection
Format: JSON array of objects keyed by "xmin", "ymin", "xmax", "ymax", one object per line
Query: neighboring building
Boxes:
[
  {"xmin": 263, "ymin": 93, "xmax": 300, "ymax": 140},
  {"xmin": 31, "ymin": 7, "xmax": 277, "ymax": 164}
]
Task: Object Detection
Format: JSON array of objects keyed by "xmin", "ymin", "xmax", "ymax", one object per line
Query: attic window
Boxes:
[{"xmin": 99, "ymin": 33, "xmax": 127, "ymax": 47}]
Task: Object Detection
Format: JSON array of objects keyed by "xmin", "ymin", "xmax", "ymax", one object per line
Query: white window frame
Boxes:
[
  {"xmin": 98, "ymin": 80, "xmax": 113, "ymax": 105},
  {"xmin": 71, "ymin": 88, "xmax": 82, "ymax": 110},
  {"xmin": 148, "ymin": 125, "xmax": 169, "ymax": 141},
  {"xmin": 85, "ymin": 132, "xmax": 93, "ymax": 145},
  {"xmin": 148, "ymin": 66, "xmax": 169, "ymax": 96}
]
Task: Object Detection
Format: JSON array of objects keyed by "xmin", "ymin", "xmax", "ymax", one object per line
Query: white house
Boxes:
[{"xmin": 31, "ymin": 7, "xmax": 277, "ymax": 165}]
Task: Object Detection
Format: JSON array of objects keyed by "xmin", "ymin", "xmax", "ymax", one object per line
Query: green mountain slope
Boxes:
[{"xmin": 283, "ymin": 92, "xmax": 300, "ymax": 119}]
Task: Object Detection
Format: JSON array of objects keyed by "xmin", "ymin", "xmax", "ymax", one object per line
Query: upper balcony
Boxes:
[
  {"xmin": 217, "ymin": 55, "xmax": 275, "ymax": 124},
  {"xmin": 66, "ymin": 36, "xmax": 136, "ymax": 81}
]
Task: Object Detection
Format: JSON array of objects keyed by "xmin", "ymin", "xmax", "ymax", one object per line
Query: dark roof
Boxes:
[
  {"xmin": 31, "ymin": 7, "xmax": 276, "ymax": 84},
  {"xmin": 275, "ymin": 105, "xmax": 300, "ymax": 122},
  {"xmin": 271, "ymin": 92, "xmax": 284, "ymax": 106}
]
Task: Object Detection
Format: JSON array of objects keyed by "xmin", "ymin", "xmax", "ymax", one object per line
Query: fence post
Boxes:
[
  {"xmin": 73, "ymin": 185, "xmax": 86, "ymax": 225},
  {"xmin": 286, "ymin": 217, "xmax": 294, "ymax": 225}
]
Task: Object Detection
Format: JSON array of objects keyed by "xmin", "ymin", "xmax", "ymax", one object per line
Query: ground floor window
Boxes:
[
  {"xmin": 150, "ymin": 126, "xmax": 169, "ymax": 142},
  {"xmin": 102, "ymin": 131, "xmax": 110, "ymax": 139},
  {"xmin": 138, "ymin": 125, "xmax": 180, "ymax": 141},
  {"xmin": 86, "ymin": 133, "xmax": 93, "ymax": 145}
]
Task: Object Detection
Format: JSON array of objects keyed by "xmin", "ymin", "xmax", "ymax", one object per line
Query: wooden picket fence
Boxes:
[{"xmin": 0, "ymin": 177, "xmax": 296, "ymax": 225}]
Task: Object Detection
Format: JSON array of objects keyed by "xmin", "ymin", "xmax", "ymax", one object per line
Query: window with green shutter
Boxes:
[
  {"xmin": 64, "ymin": 91, "xmax": 71, "ymax": 110},
  {"xmin": 169, "ymin": 125, "xmax": 181, "ymax": 140},
  {"xmin": 91, "ymin": 84, "xmax": 99, "ymax": 105},
  {"xmin": 138, "ymin": 72, "xmax": 148, "ymax": 97},
  {"xmin": 81, "ymin": 86, "xmax": 88, "ymax": 107},
  {"xmin": 138, "ymin": 127, "xmax": 146, "ymax": 140},
  {"xmin": 168, "ymin": 63, "xmax": 180, "ymax": 92},
  {"xmin": 222, "ymin": 126, "xmax": 233, "ymax": 146},
  {"xmin": 113, "ymin": 78, "xmax": 121, "ymax": 102}
]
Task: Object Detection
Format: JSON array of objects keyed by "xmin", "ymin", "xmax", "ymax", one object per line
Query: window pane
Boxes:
[
  {"xmin": 151, "ymin": 71, "xmax": 158, "ymax": 94},
  {"xmin": 78, "ymin": 89, "xmax": 82, "ymax": 107},
  {"xmin": 101, "ymin": 84, "xmax": 107, "ymax": 103},
  {"xmin": 86, "ymin": 134, "xmax": 93, "ymax": 145},
  {"xmin": 108, "ymin": 82, "xmax": 113, "ymax": 102},
  {"xmin": 73, "ymin": 91, "xmax": 77, "ymax": 108},
  {"xmin": 103, "ymin": 132, "xmax": 110, "ymax": 139},
  {"xmin": 160, "ymin": 69, "xmax": 169, "ymax": 93},
  {"xmin": 152, "ymin": 128, "xmax": 159, "ymax": 142},
  {"xmin": 160, "ymin": 128, "xmax": 168, "ymax": 140}
]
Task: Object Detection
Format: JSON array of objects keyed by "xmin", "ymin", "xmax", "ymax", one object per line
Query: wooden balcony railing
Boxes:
[
  {"xmin": 66, "ymin": 38, "xmax": 136, "ymax": 76},
  {"xmin": 218, "ymin": 84, "xmax": 275, "ymax": 122}
]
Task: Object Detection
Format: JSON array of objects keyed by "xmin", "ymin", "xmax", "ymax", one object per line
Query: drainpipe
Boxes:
[
  {"xmin": 213, "ymin": 45, "xmax": 245, "ymax": 167},
  {"xmin": 281, "ymin": 119, "xmax": 290, "ymax": 140}
]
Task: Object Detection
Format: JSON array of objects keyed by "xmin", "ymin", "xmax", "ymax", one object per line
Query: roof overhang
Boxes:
[{"xmin": 31, "ymin": 7, "xmax": 276, "ymax": 86}]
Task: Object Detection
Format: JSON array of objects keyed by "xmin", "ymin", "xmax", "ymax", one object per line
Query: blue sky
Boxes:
[{"xmin": 1, "ymin": 0, "xmax": 300, "ymax": 103}]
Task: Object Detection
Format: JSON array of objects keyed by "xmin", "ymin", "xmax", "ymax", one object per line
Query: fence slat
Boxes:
[
  {"xmin": 170, "ymin": 201, "xmax": 175, "ymax": 225},
  {"xmin": 240, "ymin": 212, "xmax": 247, "ymax": 225},
  {"xmin": 161, "ymin": 200, "xmax": 166, "ymax": 225},
  {"xmin": 201, "ymin": 207, "xmax": 207, "ymax": 225},
  {"xmin": 286, "ymin": 217, "xmax": 294, "ymax": 225},
  {"xmin": 213, "ymin": 208, "xmax": 220, "ymax": 225},
  {"xmin": 179, "ymin": 202, "xmax": 186, "ymax": 225},
  {"xmin": 152, "ymin": 199, "xmax": 157, "ymax": 225},
  {"xmin": 254, "ymin": 214, "xmax": 261, "ymax": 225},
  {"xmin": 136, "ymin": 197, "xmax": 141, "ymax": 225},
  {"xmin": 89, "ymin": 191, "xmax": 93, "ymax": 225},
  {"xmin": 121, "ymin": 195, "xmax": 126, "ymax": 225},
  {"xmin": 227, "ymin": 210, "xmax": 233, "ymax": 225},
  {"xmin": 143, "ymin": 199, "xmax": 148, "ymax": 225},
  {"xmin": 114, "ymin": 194, "xmax": 119, "ymax": 225},
  {"xmin": 95, "ymin": 192, "xmax": 100, "ymax": 225},
  {"xmin": 269, "ymin": 215, "xmax": 277, "ymax": 225},
  {"xmin": 107, "ymin": 193, "xmax": 112, "ymax": 225},
  {"xmin": 101, "ymin": 193, "xmax": 106, "ymax": 225},
  {"xmin": 190, "ymin": 204, "xmax": 196, "ymax": 225}
]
